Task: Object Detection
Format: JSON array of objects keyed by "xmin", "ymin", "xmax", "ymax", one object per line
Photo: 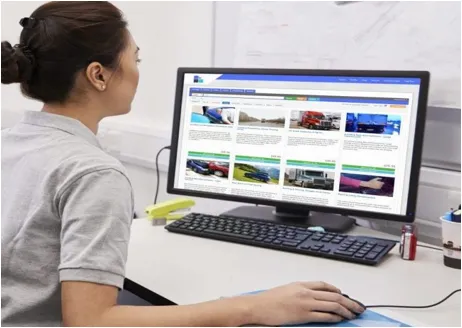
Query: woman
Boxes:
[{"xmin": 1, "ymin": 2, "xmax": 364, "ymax": 326}]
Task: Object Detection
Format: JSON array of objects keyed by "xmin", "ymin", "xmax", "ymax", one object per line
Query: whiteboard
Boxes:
[{"xmin": 215, "ymin": 1, "xmax": 461, "ymax": 108}]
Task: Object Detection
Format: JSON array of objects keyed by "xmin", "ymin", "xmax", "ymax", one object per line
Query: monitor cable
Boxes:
[
  {"xmin": 154, "ymin": 145, "xmax": 171, "ymax": 205},
  {"xmin": 366, "ymin": 289, "xmax": 460, "ymax": 309}
]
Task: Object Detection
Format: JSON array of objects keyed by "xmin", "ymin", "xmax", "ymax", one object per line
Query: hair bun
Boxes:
[{"xmin": 1, "ymin": 41, "xmax": 35, "ymax": 84}]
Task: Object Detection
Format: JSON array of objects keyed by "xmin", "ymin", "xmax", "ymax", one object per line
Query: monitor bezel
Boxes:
[{"xmin": 167, "ymin": 67, "xmax": 429, "ymax": 223}]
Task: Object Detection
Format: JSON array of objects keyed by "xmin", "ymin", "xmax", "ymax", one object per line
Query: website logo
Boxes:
[{"xmin": 193, "ymin": 75, "xmax": 204, "ymax": 83}]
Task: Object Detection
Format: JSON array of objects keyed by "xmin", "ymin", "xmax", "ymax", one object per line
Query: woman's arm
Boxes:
[
  {"xmin": 62, "ymin": 281, "xmax": 364, "ymax": 327},
  {"xmin": 340, "ymin": 175, "xmax": 361, "ymax": 188}
]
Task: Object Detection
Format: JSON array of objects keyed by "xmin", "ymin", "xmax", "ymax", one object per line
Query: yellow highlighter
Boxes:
[{"xmin": 145, "ymin": 198, "xmax": 195, "ymax": 226}]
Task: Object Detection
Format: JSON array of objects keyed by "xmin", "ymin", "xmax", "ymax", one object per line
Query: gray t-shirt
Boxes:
[{"xmin": 1, "ymin": 111, "xmax": 134, "ymax": 326}]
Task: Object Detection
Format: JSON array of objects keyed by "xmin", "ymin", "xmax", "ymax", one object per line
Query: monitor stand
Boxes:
[{"xmin": 220, "ymin": 205, "xmax": 356, "ymax": 233}]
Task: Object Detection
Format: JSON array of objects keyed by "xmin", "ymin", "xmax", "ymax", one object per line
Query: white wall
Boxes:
[
  {"xmin": 2, "ymin": 1, "xmax": 460, "ymax": 245},
  {"xmin": 1, "ymin": 1, "xmax": 214, "ymax": 136}
]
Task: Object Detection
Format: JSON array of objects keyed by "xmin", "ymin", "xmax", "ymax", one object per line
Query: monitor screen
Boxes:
[{"xmin": 170, "ymin": 70, "xmax": 426, "ymax": 218}]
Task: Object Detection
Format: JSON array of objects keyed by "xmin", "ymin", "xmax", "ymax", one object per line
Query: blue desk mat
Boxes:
[
  {"xmin": 285, "ymin": 310, "xmax": 410, "ymax": 327},
  {"xmin": 238, "ymin": 290, "xmax": 411, "ymax": 327}
]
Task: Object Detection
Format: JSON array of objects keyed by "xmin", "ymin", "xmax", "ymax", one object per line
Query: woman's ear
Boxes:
[{"xmin": 85, "ymin": 62, "xmax": 108, "ymax": 91}]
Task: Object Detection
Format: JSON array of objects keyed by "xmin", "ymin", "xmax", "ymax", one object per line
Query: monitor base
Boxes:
[{"xmin": 220, "ymin": 205, "xmax": 356, "ymax": 233}]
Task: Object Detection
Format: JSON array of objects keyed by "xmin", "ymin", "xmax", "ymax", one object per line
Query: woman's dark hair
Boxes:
[{"xmin": 1, "ymin": 1, "xmax": 128, "ymax": 103}]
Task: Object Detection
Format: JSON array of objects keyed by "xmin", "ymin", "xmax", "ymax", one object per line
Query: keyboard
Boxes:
[{"xmin": 165, "ymin": 213, "xmax": 397, "ymax": 265}]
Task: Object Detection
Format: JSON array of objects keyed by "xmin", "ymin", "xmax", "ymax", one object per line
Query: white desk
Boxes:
[{"xmin": 126, "ymin": 218, "xmax": 461, "ymax": 327}]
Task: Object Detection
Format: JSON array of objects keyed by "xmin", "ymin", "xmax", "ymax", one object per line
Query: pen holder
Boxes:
[{"xmin": 440, "ymin": 217, "xmax": 461, "ymax": 269}]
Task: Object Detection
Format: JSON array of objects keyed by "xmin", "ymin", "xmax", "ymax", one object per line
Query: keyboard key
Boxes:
[
  {"xmin": 282, "ymin": 241, "xmax": 299, "ymax": 247},
  {"xmin": 320, "ymin": 247, "xmax": 331, "ymax": 253},
  {"xmin": 365, "ymin": 252, "xmax": 380, "ymax": 260},
  {"xmin": 204, "ymin": 229, "xmax": 254, "ymax": 240},
  {"xmin": 295, "ymin": 234, "xmax": 309, "ymax": 241},
  {"xmin": 334, "ymin": 250, "xmax": 354, "ymax": 257},
  {"xmin": 272, "ymin": 240, "xmax": 282, "ymax": 245},
  {"xmin": 264, "ymin": 238, "xmax": 275, "ymax": 243},
  {"xmin": 331, "ymin": 239, "xmax": 342, "ymax": 244},
  {"xmin": 255, "ymin": 237, "xmax": 264, "ymax": 242},
  {"xmin": 312, "ymin": 236, "xmax": 322, "ymax": 241},
  {"xmin": 373, "ymin": 246, "xmax": 385, "ymax": 253},
  {"xmin": 354, "ymin": 253, "xmax": 366, "ymax": 258},
  {"xmin": 311, "ymin": 245, "xmax": 322, "ymax": 251}
]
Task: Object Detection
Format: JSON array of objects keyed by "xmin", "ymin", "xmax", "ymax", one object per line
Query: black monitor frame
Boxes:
[{"xmin": 167, "ymin": 67, "xmax": 429, "ymax": 223}]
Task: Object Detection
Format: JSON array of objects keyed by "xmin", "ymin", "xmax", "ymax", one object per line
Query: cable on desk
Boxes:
[
  {"xmin": 416, "ymin": 243, "xmax": 442, "ymax": 251},
  {"xmin": 153, "ymin": 146, "xmax": 171, "ymax": 205},
  {"xmin": 366, "ymin": 289, "xmax": 461, "ymax": 309}
]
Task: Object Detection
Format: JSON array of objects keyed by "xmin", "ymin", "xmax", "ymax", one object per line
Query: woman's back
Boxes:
[{"xmin": 1, "ymin": 111, "xmax": 134, "ymax": 326}]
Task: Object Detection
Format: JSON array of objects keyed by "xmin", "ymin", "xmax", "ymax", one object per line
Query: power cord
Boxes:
[
  {"xmin": 366, "ymin": 289, "xmax": 461, "ymax": 309},
  {"xmin": 153, "ymin": 146, "xmax": 171, "ymax": 205}
]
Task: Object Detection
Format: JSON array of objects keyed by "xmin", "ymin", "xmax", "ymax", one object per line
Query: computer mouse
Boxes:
[{"xmin": 342, "ymin": 293, "xmax": 366, "ymax": 311}]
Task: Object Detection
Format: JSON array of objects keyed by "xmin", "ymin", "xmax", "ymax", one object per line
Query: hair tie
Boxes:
[
  {"xmin": 19, "ymin": 17, "xmax": 38, "ymax": 28},
  {"xmin": 13, "ymin": 44, "xmax": 36, "ymax": 67}
]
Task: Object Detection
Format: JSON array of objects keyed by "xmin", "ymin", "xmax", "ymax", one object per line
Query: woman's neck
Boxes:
[{"xmin": 42, "ymin": 103, "xmax": 101, "ymax": 134}]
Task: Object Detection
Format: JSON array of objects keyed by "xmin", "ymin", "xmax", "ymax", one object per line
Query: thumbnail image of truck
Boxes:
[
  {"xmin": 356, "ymin": 114, "xmax": 387, "ymax": 133},
  {"xmin": 287, "ymin": 169, "xmax": 334, "ymax": 190},
  {"xmin": 298, "ymin": 111, "xmax": 333, "ymax": 130}
]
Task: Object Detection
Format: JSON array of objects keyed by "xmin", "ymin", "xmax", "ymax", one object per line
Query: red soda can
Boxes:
[{"xmin": 400, "ymin": 224, "xmax": 417, "ymax": 260}]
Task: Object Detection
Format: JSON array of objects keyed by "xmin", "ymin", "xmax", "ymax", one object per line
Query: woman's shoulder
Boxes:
[{"xmin": 50, "ymin": 140, "xmax": 131, "ymax": 191}]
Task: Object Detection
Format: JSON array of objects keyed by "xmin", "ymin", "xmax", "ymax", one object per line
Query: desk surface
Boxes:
[{"xmin": 126, "ymin": 218, "xmax": 461, "ymax": 327}]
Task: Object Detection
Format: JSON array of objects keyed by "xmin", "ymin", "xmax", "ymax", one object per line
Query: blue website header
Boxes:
[
  {"xmin": 189, "ymin": 88, "xmax": 409, "ymax": 105},
  {"xmin": 215, "ymin": 74, "xmax": 421, "ymax": 85}
]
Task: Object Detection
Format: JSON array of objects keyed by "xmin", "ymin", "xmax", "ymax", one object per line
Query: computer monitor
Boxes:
[{"xmin": 167, "ymin": 68, "xmax": 429, "ymax": 232}]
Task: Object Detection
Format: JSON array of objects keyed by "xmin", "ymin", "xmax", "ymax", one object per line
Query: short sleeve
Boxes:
[{"xmin": 57, "ymin": 169, "xmax": 134, "ymax": 289}]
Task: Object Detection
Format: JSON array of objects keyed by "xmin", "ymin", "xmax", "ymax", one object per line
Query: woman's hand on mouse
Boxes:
[{"xmin": 246, "ymin": 281, "xmax": 365, "ymax": 326}]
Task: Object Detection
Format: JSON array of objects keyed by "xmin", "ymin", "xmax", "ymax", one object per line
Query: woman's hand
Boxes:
[
  {"xmin": 247, "ymin": 281, "xmax": 365, "ymax": 326},
  {"xmin": 361, "ymin": 177, "xmax": 384, "ymax": 190}
]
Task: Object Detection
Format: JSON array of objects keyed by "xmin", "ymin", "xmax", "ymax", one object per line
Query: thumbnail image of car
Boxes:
[
  {"xmin": 233, "ymin": 163, "xmax": 280, "ymax": 184},
  {"xmin": 244, "ymin": 171, "xmax": 271, "ymax": 183},
  {"xmin": 186, "ymin": 160, "xmax": 209, "ymax": 175},
  {"xmin": 339, "ymin": 173, "xmax": 395, "ymax": 197},
  {"xmin": 345, "ymin": 113, "xmax": 401, "ymax": 135},
  {"xmin": 284, "ymin": 169, "xmax": 335, "ymax": 190},
  {"xmin": 208, "ymin": 162, "xmax": 229, "ymax": 177},
  {"xmin": 185, "ymin": 159, "xmax": 230, "ymax": 181},
  {"xmin": 290, "ymin": 111, "xmax": 341, "ymax": 131}
]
